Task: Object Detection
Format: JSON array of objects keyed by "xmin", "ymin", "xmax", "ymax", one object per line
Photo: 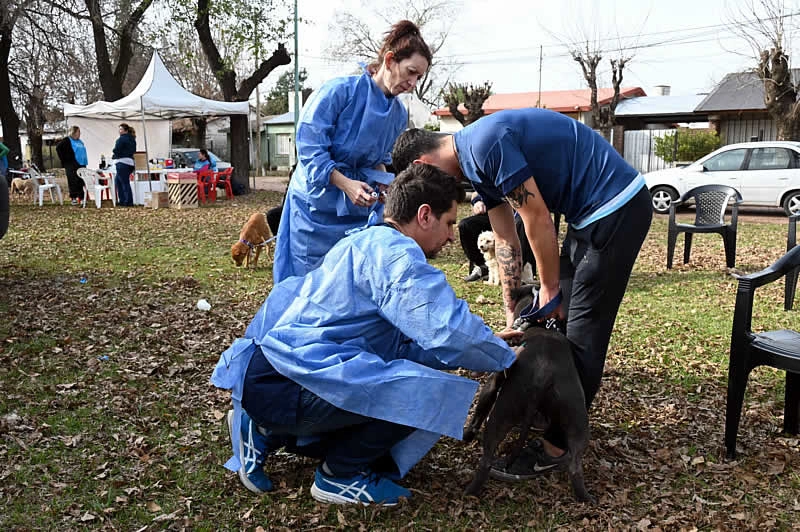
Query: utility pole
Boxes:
[
  {"xmin": 537, "ymin": 45, "xmax": 543, "ymax": 108},
  {"xmin": 255, "ymin": 13, "xmax": 262, "ymax": 185},
  {"xmin": 293, "ymin": 0, "xmax": 299, "ymax": 168}
]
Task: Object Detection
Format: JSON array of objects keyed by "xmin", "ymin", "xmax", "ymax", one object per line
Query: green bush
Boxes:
[{"xmin": 653, "ymin": 130, "xmax": 721, "ymax": 163}]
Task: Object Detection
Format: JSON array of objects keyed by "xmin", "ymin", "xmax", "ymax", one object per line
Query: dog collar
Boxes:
[
  {"xmin": 240, "ymin": 236, "xmax": 277, "ymax": 250},
  {"xmin": 513, "ymin": 290, "xmax": 564, "ymax": 333}
]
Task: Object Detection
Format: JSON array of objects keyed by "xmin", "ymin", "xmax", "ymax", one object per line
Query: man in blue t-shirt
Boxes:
[{"xmin": 393, "ymin": 108, "xmax": 653, "ymax": 481}]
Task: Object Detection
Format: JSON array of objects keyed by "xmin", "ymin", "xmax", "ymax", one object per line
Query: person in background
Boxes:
[
  {"xmin": 459, "ymin": 191, "xmax": 538, "ymax": 282},
  {"xmin": 56, "ymin": 126, "xmax": 88, "ymax": 206},
  {"xmin": 0, "ymin": 140, "xmax": 9, "ymax": 183},
  {"xmin": 112, "ymin": 123, "xmax": 136, "ymax": 207},
  {"xmin": 272, "ymin": 20, "xmax": 432, "ymax": 283},
  {"xmin": 193, "ymin": 149, "xmax": 218, "ymax": 172},
  {"xmin": 194, "ymin": 149, "xmax": 218, "ymax": 199},
  {"xmin": 211, "ymin": 163, "xmax": 521, "ymax": 505}
]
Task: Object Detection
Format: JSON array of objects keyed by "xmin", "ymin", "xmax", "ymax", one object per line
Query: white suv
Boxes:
[{"xmin": 644, "ymin": 141, "xmax": 800, "ymax": 216}]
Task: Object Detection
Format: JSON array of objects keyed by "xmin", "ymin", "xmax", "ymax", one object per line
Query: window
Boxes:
[
  {"xmin": 276, "ymin": 134, "xmax": 291, "ymax": 156},
  {"xmin": 703, "ymin": 149, "xmax": 747, "ymax": 171},
  {"xmin": 747, "ymin": 147, "xmax": 793, "ymax": 170}
]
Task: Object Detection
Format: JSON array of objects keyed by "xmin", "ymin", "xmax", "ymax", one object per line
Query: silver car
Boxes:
[{"xmin": 644, "ymin": 141, "xmax": 800, "ymax": 216}]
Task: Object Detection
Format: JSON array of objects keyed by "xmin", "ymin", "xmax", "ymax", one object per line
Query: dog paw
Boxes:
[{"xmin": 462, "ymin": 427, "xmax": 476, "ymax": 442}]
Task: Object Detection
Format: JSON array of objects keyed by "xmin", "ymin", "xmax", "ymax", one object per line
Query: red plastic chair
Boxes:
[
  {"xmin": 213, "ymin": 167, "xmax": 234, "ymax": 200},
  {"xmin": 196, "ymin": 169, "xmax": 216, "ymax": 203}
]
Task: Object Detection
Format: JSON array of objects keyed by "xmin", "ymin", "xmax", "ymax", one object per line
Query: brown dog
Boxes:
[
  {"xmin": 231, "ymin": 212, "xmax": 272, "ymax": 268},
  {"xmin": 10, "ymin": 177, "xmax": 36, "ymax": 198}
]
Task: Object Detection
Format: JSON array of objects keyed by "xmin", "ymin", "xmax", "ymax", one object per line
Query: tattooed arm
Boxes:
[
  {"xmin": 487, "ymin": 202, "xmax": 523, "ymax": 328},
  {"xmin": 506, "ymin": 177, "xmax": 563, "ymax": 321}
]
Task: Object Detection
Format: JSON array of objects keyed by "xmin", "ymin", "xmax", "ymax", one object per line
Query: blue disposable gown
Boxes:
[
  {"xmin": 272, "ymin": 70, "xmax": 408, "ymax": 283},
  {"xmin": 211, "ymin": 225, "xmax": 516, "ymax": 477}
]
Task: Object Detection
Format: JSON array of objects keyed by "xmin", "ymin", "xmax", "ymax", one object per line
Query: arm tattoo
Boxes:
[
  {"xmin": 496, "ymin": 240, "xmax": 522, "ymax": 318},
  {"xmin": 507, "ymin": 183, "xmax": 535, "ymax": 209}
]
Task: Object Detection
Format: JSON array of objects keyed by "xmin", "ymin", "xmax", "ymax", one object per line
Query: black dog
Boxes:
[{"xmin": 463, "ymin": 286, "xmax": 593, "ymax": 502}]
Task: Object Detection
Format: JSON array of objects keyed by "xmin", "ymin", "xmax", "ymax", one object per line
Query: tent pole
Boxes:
[
  {"xmin": 249, "ymin": 112, "xmax": 255, "ymax": 190},
  {"xmin": 140, "ymin": 96, "xmax": 153, "ymax": 199}
]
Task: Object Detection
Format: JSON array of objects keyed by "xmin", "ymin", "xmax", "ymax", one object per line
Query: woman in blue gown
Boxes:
[{"xmin": 272, "ymin": 20, "xmax": 432, "ymax": 283}]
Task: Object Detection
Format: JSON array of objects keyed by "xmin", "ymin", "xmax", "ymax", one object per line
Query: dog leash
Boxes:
[
  {"xmin": 512, "ymin": 289, "xmax": 565, "ymax": 333},
  {"xmin": 239, "ymin": 235, "xmax": 277, "ymax": 250}
]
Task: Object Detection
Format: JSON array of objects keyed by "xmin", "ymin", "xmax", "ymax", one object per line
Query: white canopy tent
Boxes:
[{"xmin": 63, "ymin": 51, "xmax": 249, "ymax": 170}]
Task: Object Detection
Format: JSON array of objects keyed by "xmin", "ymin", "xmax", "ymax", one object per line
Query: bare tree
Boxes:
[
  {"xmin": 194, "ymin": 0, "xmax": 291, "ymax": 192},
  {"xmin": 570, "ymin": 40, "xmax": 630, "ymax": 140},
  {"xmin": 50, "ymin": 0, "xmax": 155, "ymax": 101},
  {"xmin": 326, "ymin": 0, "xmax": 461, "ymax": 106},
  {"xmin": 10, "ymin": 1, "xmax": 84, "ymax": 168},
  {"xmin": 0, "ymin": 0, "xmax": 35, "ymax": 166},
  {"xmin": 158, "ymin": 32, "xmax": 226, "ymax": 149},
  {"xmin": 730, "ymin": 0, "xmax": 800, "ymax": 140},
  {"xmin": 441, "ymin": 81, "xmax": 492, "ymax": 127},
  {"xmin": 549, "ymin": 4, "xmax": 643, "ymax": 141}
]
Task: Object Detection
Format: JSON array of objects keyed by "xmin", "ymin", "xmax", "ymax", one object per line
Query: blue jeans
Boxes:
[
  {"xmin": 243, "ymin": 358, "xmax": 414, "ymax": 477},
  {"xmin": 115, "ymin": 162, "xmax": 134, "ymax": 205}
]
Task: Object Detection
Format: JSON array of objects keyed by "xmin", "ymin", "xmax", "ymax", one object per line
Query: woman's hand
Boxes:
[{"xmin": 330, "ymin": 170, "xmax": 377, "ymax": 207}]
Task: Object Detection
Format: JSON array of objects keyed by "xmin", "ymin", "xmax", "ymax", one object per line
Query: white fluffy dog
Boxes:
[{"xmin": 477, "ymin": 231, "xmax": 500, "ymax": 285}]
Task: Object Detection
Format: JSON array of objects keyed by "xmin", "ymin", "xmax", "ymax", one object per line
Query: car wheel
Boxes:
[
  {"xmin": 783, "ymin": 191, "xmax": 800, "ymax": 216},
  {"xmin": 649, "ymin": 186, "xmax": 678, "ymax": 215}
]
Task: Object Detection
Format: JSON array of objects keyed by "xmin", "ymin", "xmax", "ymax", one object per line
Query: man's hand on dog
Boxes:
[{"xmin": 496, "ymin": 328, "xmax": 524, "ymax": 347}]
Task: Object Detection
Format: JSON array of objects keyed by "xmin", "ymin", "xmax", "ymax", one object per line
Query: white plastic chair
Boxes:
[
  {"xmin": 27, "ymin": 167, "xmax": 63, "ymax": 206},
  {"xmin": 77, "ymin": 168, "xmax": 115, "ymax": 209}
]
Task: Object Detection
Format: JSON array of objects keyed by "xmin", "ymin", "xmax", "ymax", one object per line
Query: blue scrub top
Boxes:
[
  {"xmin": 212, "ymin": 224, "xmax": 515, "ymax": 477},
  {"xmin": 454, "ymin": 108, "xmax": 641, "ymax": 227},
  {"xmin": 272, "ymin": 70, "xmax": 408, "ymax": 283}
]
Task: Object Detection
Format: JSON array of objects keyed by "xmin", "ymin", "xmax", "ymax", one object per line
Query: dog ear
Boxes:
[{"xmin": 510, "ymin": 284, "xmax": 537, "ymax": 303}]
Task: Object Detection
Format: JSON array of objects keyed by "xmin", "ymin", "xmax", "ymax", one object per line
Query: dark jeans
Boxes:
[
  {"xmin": 244, "ymin": 381, "xmax": 414, "ymax": 478},
  {"xmin": 458, "ymin": 213, "xmax": 535, "ymax": 270},
  {"xmin": 558, "ymin": 187, "xmax": 652, "ymax": 410},
  {"xmin": 65, "ymin": 164, "xmax": 85, "ymax": 200},
  {"xmin": 266, "ymin": 206, "xmax": 282, "ymax": 236},
  {"xmin": 115, "ymin": 162, "xmax": 134, "ymax": 206}
]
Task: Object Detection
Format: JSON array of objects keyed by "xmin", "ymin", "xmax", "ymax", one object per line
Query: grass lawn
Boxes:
[{"xmin": 2, "ymin": 192, "xmax": 800, "ymax": 530}]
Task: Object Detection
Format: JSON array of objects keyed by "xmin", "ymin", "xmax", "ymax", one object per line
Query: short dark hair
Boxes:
[
  {"xmin": 385, "ymin": 163, "xmax": 464, "ymax": 224},
  {"xmin": 391, "ymin": 128, "xmax": 449, "ymax": 173},
  {"xmin": 199, "ymin": 148, "xmax": 209, "ymax": 158}
]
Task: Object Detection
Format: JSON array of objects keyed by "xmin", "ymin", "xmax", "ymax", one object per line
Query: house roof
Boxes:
[
  {"xmin": 615, "ymin": 94, "xmax": 707, "ymax": 116},
  {"xmin": 695, "ymin": 69, "xmax": 800, "ymax": 112},
  {"xmin": 433, "ymin": 87, "xmax": 647, "ymax": 116},
  {"xmin": 264, "ymin": 111, "xmax": 295, "ymax": 125}
]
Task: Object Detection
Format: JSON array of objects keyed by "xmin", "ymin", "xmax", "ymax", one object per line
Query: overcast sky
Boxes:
[{"xmin": 263, "ymin": 0, "xmax": 799, "ymax": 100}]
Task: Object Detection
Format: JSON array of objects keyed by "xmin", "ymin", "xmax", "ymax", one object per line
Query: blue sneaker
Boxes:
[
  {"xmin": 227, "ymin": 409, "xmax": 273, "ymax": 494},
  {"xmin": 310, "ymin": 467, "xmax": 411, "ymax": 506}
]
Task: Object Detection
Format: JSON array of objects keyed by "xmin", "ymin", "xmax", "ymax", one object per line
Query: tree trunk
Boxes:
[
  {"xmin": 25, "ymin": 89, "xmax": 45, "ymax": 169},
  {"xmin": 85, "ymin": 0, "xmax": 153, "ymax": 101},
  {"xmin": 191, "ymin": 117, "xmax": 207, "ymax": 148},
  {"xmin": 195, "ymin": 0, "xmax": 290, "ymax": 193},
  {"xmin": 776, "ymin": 103, "xmax": 800, "ymax": 141},
  {"xmin": 760, "ymin": 47, "xmax": 800, "ymax": 141},
  {"xmin": 0, "ymin": 24, "xmax": 21, "ymax": 167},
  {"xmin": 229, "ymin": 114, "xmax": 249, "ymax": 191}
]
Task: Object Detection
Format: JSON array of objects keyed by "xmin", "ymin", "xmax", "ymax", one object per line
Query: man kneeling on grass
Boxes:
[{"xmin": 211, "ymin": 163, "xmax": 521, "ymax": 506}]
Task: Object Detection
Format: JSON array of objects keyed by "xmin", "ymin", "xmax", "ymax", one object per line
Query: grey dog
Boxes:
[{"xmin": 462, "ymin": 286, "xmax": 593, "ymax": 502}]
